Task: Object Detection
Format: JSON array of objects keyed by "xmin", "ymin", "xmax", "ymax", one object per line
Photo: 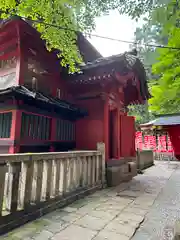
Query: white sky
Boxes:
[{"xmin": 88, "ymin": 10, "xmax": 138, "ymax": 57}]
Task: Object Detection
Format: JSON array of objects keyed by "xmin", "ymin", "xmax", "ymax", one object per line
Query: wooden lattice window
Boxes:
[
  {"xmin": 24, "ymin": 57, "xmax": 51, "ymax": 95},
  {"xmin": 0, "ymin": 56, "xmax": 17, "ymax": 70},
  {"xmin": 32, "ymin": 77, "xmax": 38, "ymax": 90},
  {"xmin": 56, "ymin": 119, "xmax": 75, "ymax": 141},
  {"xmin": 0, "ymin": 112, "xmax": 12, "ymax": 138},
  {"xmin": 56, "ymin": 88, "xmax": 61, "ymax": 99},
  {"xmin": 21, "ymin": 113, "xmax": 51, "ymax": 140},
  {"xmin": 27, "ymin": 58, "xmax": 48, "ymax": 74}
]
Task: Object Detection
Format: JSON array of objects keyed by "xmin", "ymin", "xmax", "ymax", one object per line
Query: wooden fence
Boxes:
[{"xmin": 0, "ymin": 143, "xmax": 105, "ymax": 235}]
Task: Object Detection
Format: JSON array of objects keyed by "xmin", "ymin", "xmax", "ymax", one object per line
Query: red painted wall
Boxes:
[
  {"xmin": 76, "ymin": 98, "xmax": 104, "ymax": 150},
  {"xmin": 5, "ymin": 20, "xmax": 71, "ymax": 101},
  {"xmin": 0, "ymin": 19, "xmax": 137, "ymax": 158},
  {"xmin": 75, "ymin": 94, "xmax": 136, "ymax": 160},
  {"xmin": 120, "ymin": 115, "xmax": 136, "ymax": 157},
  {"xmin": 168, "ymin": 126, "xmax": 180, "ymax": 160}
]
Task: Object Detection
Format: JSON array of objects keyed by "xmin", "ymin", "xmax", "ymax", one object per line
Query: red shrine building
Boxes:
[{"xmin": 0, "ymin": 17, "xmax": 149, "ymax": 163}]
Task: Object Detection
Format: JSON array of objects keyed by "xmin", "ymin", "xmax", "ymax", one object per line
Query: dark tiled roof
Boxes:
[
  {"xmin": 70, "ymin": 51, "xmax": 150, "ymax": 102},
  {"xmin": 141, "ymin": 115, "xmax": 180, "ymax": 127},
  {"xmin": 0, "ymin": 86, "xmax": 87, "ymax": 119},
  {"xmin": 78, "ymin": 52, "xmax": 136, "ymax": 71},
  {"xmin": 77, "ymin": 33, "xmax": 102, "ymax": 63},
  {"xmin": 0, "ymin": 17, "xmax": 150, "ymax": 102}
]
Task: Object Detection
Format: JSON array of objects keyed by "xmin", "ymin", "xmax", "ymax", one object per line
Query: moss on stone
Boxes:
[{"xmin": 1, "ymin": 219, "xmax": 50, "ymax": 239}]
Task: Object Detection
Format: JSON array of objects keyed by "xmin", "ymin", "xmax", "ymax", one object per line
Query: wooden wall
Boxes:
[{"xmin": 76, "ymin": 98, "xmax": 104, "ymax": 150}]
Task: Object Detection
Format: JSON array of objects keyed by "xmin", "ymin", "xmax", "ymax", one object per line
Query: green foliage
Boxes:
[
  {"xmin": 128, "ymin": 2, "xmax": 166, "ymax": 122},
  {"xmin": 129, "ymin": 0, "xmax": 180, "ymax": 117},
  {"xmin": 149, "ymin": 0, "xmax": 180, "ymax": 114},
  {"xmin": 1, "ymin": 0, "xmax": 83, "ymax": 72},
  {"xmin": 131, "ymin": 0, "xmax": 170, "ymax": 80},
  {"xmin": 128, "ymin": 104, "xmax": 155, "ymax": 124},
  {"xmin": 3, "ymin": 0, "xmax": 179, "ymax": 118},
  {"xmin": 129, "ymin": 22, "xmax": 159, "ymax": 123},
  {"xmin": 133, "ymin": 23, "xmax": 162, "ymax": 80},
  {"xmin": 0, "ymin": 0, "xmax": 161, "ymax": 72}
]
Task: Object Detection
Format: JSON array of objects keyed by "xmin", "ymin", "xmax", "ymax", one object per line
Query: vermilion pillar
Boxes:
[
  {"xmin": 16, "ymin": 22, "xmax": 24, "ymax": 86},
  {"xmin": 111, "ymin": 108, "xmax": 119, "ymax": 159},
  {"xmin": 117, "ymin": 110, "xmax": 120, "ymax": 159},
  {"xmin": 9, "ymin": 109, "xmax": 22, "ymax": 153},
  {"xmin": 103, "ymin": 96, "xmax": 109, "ymax": 161}
]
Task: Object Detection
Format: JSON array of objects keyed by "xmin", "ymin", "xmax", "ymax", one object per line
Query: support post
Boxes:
[
  {"xmin": 117, "ymin": 110, "xmax": 121, "ymax": 159},
  {"xmin": 0, "ymin": 163, "xmax": 7, "ymax": 216},
  {"xmin": 5, "ymin": 163, "xmax": 21, "ymax": 213},
  {"xmin": 114, "ymin": 108, "xmax": 118, "ymax": 159},
  {"xmin": 103, "ymin": 97, "xmax": 109, "ymax": 161},
  {"xmin": 50, "ymin": 118, "xmax": 56, "ymax": 152},
  {"xmin": 16, "ymin": 23, "xmax": 24, "ymax": 86},
  {"xmin": 97, "ymin": 142, "xmax": 106, "ymax": 187},
  {"xmin": 9, "ymin": 110, "xmax": 22, "ymax": 153}
]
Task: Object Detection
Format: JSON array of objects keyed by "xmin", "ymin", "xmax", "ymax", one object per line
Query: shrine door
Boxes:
[
  {"xmin": 120, "ymin": 115, "xmax": 136, "ymax": 157},
  {"xmin": 109, "ymin": 109, "xmax": 118, "ymax": 159}
]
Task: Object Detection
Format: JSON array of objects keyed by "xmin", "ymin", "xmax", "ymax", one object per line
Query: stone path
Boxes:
[
  {"xmin": 132, "ymin": 161, "xmax": 180, "ymax": 240},
  {"xmin": 2, "ymin": 161, "xmax": 180, "ymax": 240}
]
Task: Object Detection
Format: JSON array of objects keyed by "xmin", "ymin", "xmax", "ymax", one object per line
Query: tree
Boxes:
[
  {"xmin": 128, "ymin": 0, "xmax": 180, "ymax": 119},
  {"xmin": 128, "ymin": 104, "xmax": 155, "ymax": 124},
  {"xmin": 0, "ymin": 0, "xmax": 163, "ymax": 72},
  {"xmin": 128, "ymin": 7, "xmax": 163, "ymax": 123},
  {"xmin": 149, "ymin": 0, "xmax": 180, "ymax": 114}
]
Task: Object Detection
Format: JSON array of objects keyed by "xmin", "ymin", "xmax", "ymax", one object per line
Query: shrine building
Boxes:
[
  {"xmin": 140, "ymin": 113, "xmax": 180, "ymax": 160},
  {"xmin": 0, "ymin": 16, "xmax": 150, "ymax": 183}
]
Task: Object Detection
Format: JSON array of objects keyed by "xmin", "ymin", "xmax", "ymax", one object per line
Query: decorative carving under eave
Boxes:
[
  {"xmin": 114, "ymin": 71, "xmax": 134, "ymax": 87},
  {"xmin": 70, "ymin": 73, "xmax": 112, "ymax": 86},
  {"xmin": 100, "ymin": 92, "xmax": 107, "ymax": 101}
]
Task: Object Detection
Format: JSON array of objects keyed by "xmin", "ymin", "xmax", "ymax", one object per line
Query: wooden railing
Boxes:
[{"xmin": 0, "ymin": 143, "xmax": 105, "ymax": 234}]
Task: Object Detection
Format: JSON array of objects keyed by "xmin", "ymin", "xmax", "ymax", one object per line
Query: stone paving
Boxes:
[
  {"xmin": 132, "ymin": 161, "xmax": 180, "ymax": 240},
  {"xmin": 1, "ymin": 161, "xmax": 180, "ymax": 240}
]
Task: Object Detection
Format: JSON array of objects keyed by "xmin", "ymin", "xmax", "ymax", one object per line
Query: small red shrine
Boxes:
[
  {"xmin": 0, "ymin": 16, "xmax": 149, "ymax": 165},
  {"xmin": 140, "ymin": 114, "xmax": 180, "ymax": 160}
]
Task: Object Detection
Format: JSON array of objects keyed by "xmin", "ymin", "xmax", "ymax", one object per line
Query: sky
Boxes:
[{"xmin": 88, "ymin": 10, "xmax": 138, "ymax": 57}]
